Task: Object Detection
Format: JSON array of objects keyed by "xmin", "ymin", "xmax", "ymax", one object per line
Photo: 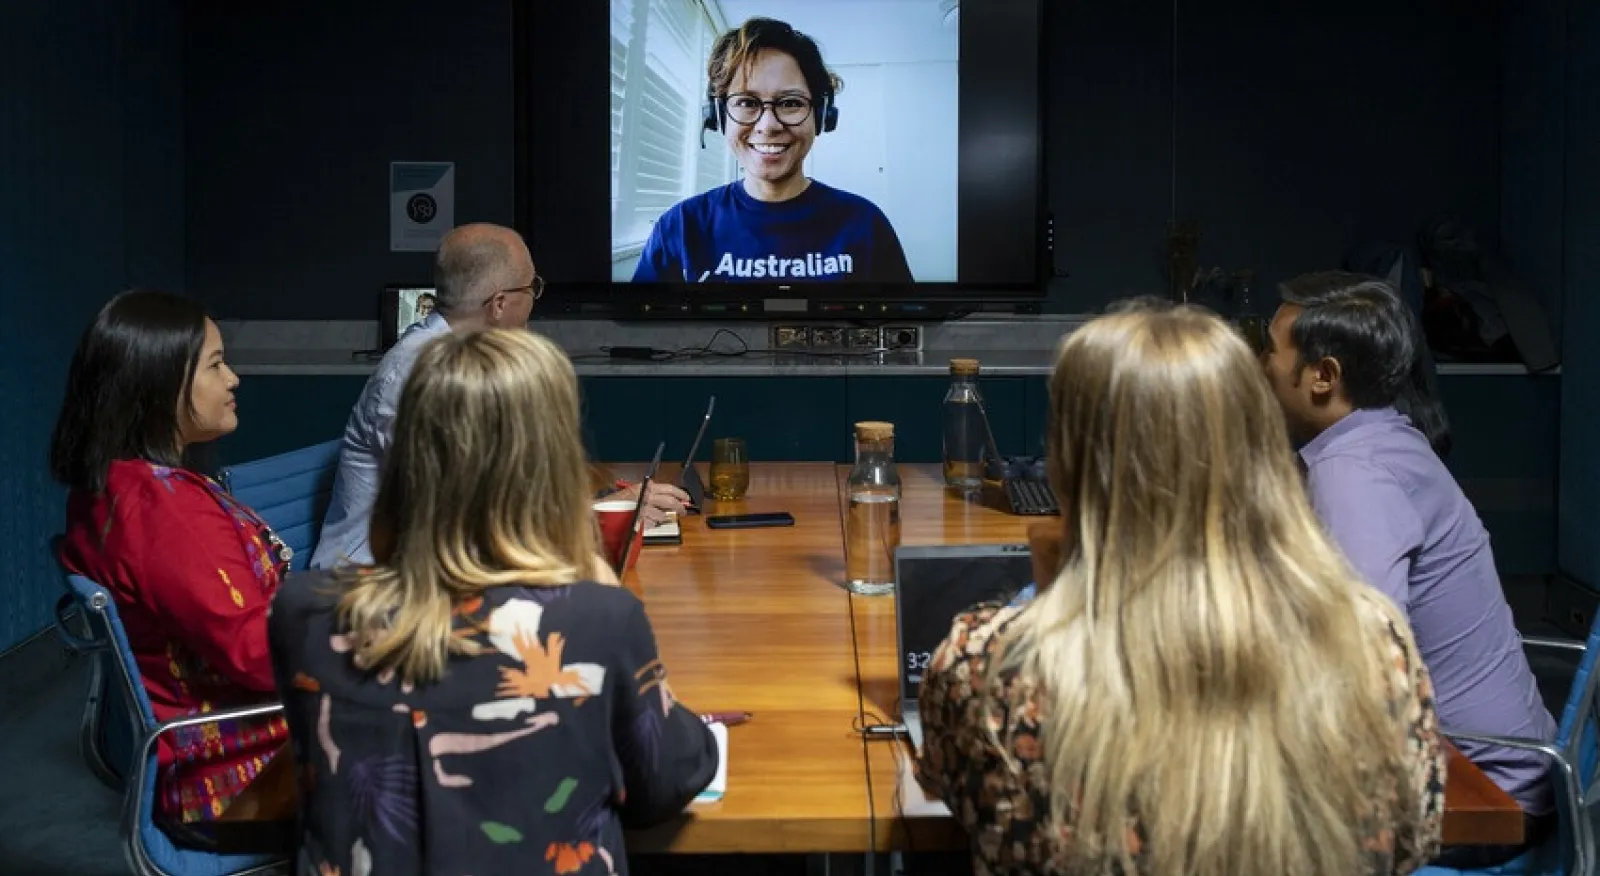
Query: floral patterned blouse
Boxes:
[
  {"xmin": 267, "ymin": 572, "xmax": 718, "ymax": 876},
  {"xmin": 59, "ymin": 460, "xmax": 292, "ymax": 825},
  {"xmin": 914, "ymin": 593, "xmax": 1447, "ymax": 876}
]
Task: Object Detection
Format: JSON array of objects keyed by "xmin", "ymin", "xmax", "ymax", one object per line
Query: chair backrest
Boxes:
[
  {"xmin": 1552, "ymin": 616, "xmax": 1600, "ymax": 801},
  {"xmin": 56, "ymin": 570, "xmax": 285, "ymax": 875},
  {"xmin": 59, "ymin": 573, "xmax": 161, "ymax": 736},
  {"xmin": 51, "ymin": 538, "xmax": 138, "ymax": 791},
  {"xmin": 219, "ymin": 439, "xmax": 341, "ymax": 572}
]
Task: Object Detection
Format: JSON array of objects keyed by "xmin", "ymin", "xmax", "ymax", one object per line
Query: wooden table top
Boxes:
[
  {"xmin": 615, "ymin": 463, "xmax": 872, "ymax": 853},
  {"xmin": 614, "ymin": 461, "xmax": 1524, "ymax": 852}
]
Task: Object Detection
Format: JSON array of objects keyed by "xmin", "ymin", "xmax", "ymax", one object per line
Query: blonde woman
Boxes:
[
  {"xmin": 915, "ymin": 301, "xmax": 1447, "ymax": 876},
  {"xmin": 268, "ymin": 329, "xmax": 717, "ymax": 875}
]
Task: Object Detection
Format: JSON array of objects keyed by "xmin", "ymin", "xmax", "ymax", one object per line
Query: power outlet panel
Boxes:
[
  {"xmin": 881, "ymin": 325, "xmax": 922, "ymax": 351},
  {"xmin": 771, "ymin": 326, "xmax": 810, "ymax": 349},
  {"xmin": 771, "ymin": 324, "xmax": 920, "ymax": 351},
  {"xmin": 810, "ymin": 327, "xmax": 845, "ymax": 349},
  {"xmin": 846, "ymin": 327, "xmax": 881, "ymax": 350}
]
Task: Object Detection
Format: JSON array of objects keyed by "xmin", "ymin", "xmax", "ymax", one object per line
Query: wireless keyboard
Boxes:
[{"xmin": 1004, "ymin": 476, "xmax": 1060, "ymax": 516}]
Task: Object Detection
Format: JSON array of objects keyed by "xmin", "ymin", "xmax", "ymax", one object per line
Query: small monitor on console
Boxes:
[{"xmin": 380, "ymin": 286, "xmax": 437, "ymax": 351}]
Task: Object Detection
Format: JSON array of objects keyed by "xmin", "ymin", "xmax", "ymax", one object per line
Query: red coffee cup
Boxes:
[{"xmin": 594, "ymin": 499, "xmax": 645, "ymax": 572}]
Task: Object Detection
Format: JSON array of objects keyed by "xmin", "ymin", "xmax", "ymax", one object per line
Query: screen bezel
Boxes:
[
  {"xmin": 380, "ymin": 285, "xmax": 435, "ymax": 350},
  {"xmin": 893, "ymin": 544, "xmax": 1033, "ymax": 707},
  {"xmin": 512, "ymin": 0, "xmax": 1051, "ymax": 319}
]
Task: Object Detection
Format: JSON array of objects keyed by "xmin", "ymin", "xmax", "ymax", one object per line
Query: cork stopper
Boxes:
[
  {"xmin": 949, "ymin": 358, "xmax": 980, "ymax": 376},
  {"xmin": 854, "ymin": 420, "xmax": 895, "ymax": 441}
]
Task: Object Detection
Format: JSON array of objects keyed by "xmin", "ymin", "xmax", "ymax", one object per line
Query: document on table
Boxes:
[
  {"xmin": 643, "ymin": 514, "xmax": 681, "ymax": 545},
  {"xmin": 692, "ymin": 721, "xmax": 728, "ymax": 805}
]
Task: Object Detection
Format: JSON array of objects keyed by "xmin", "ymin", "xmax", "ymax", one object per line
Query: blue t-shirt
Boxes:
[{"xmin": 631, "ymin": 181, "xmax": 914, "ymax": 284}]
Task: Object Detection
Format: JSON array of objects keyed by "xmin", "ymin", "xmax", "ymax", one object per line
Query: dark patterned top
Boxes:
[
  {"xmin": 914, "ymin": 594, "xmax": 1447, "ymax": 876},
  {"xmin": 60, "ymin": 460, "xmax": 291, "ymax": 824},
  {"xmin": 267, "ymin": 572, "xmax": 718, "ymax": 876}
]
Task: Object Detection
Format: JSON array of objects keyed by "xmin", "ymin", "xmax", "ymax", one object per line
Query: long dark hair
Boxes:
[{"xmin": 50, "ymin": 290, "xmax": 211, "ymax": 493}]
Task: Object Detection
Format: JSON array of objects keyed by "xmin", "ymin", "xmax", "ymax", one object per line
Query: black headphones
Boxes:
[{"xmin": 700, "ymin": 93, "xmax": 839, "ymax": 147}]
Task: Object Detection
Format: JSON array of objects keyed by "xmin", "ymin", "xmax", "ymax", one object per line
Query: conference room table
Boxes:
[{"xmin": 610, "ymin": 462, "xmax": 1524, "ymax": 855}]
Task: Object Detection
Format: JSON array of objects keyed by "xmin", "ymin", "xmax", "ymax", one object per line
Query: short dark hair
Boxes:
[
  {"xmin": 707, "ymin": 17, "xmax": 842, "ymax": 106},
  {"xmin": 1278, "ymin": 272, "xmax": 1414, "ymax": 409},
  {"xmin": 50, "ymin": 290, "xmax": 210, "ymax": 493}
]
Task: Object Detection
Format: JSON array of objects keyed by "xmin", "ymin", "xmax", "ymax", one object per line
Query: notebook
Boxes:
[
  {"xmin": 692, "ymin": 721, "xmax": 729, "ymax": 805},
  {"xmin": 643, "ymin": 513, "xmax": 681, "ymax": 545}
]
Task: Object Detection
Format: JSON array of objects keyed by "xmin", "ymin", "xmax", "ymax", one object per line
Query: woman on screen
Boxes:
[
  {"xmin": 914, "ymin": 301, "xmax": 1446, "ymax": 876},
  {"xmin": 632, "ymin": 17, "xmax": 913, "ymax": 285}
]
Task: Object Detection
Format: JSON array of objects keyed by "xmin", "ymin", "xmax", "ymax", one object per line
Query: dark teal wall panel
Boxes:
[
  {"xmin": 214, "ymin": 376, "xmax": 368, "ymax": 468},
  {"xmin": 0, "ymin": 2, "xmax": 185, "ymax": 652}
]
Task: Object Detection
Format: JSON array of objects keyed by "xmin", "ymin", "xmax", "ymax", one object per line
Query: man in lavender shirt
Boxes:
[{"xmin": 1261, "ymin": 272, "xmax": 1556, "ymax": 866}]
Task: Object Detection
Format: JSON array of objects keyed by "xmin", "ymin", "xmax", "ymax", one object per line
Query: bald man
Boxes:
[{"xmin": 310, "ymin": 224, "xmax": 686, "ymax": 569}]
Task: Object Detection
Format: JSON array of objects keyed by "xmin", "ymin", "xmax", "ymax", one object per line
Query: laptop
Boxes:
[
  {"xmin": 379, "ymin": 285, "xmax": 436, "ymax": 351},
  {"xmin": 611, "ymin": 442, "xmax": 664, "ymax": 575},
  {"xmin": 894, "ymin": 544, "xmax": 1035, "ymax": 751},
  {"xmin": 973, "ymin": 397, "xmax": 1060, "ymax": 516}
]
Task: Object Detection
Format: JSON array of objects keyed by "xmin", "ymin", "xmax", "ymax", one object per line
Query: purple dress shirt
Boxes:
[{"xmin": 1301, "ymin": 407, "xmax": 1556, "ymax": 815}]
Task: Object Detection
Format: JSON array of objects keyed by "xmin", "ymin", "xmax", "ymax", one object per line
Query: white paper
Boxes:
[
  {"xmin": 895, "ymin": 740, "xmax": 951, "ymax": 817},
  {"xmin": 389, "ymin": 161, "xmax": 455, "ymax": 252},
  {"xmin": 692, "ymin": 721, "xmax": 728, "ymax": 805},
  {"xmin": 643, "ymin": 514, "xmax": 681, "ymax": 543}
]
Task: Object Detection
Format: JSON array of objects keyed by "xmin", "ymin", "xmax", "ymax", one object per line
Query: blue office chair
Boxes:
[
  {"xmin": 1413, "ymin": 626, "xmax": 1600, "ymax": 876},
  {"xmin": 219, "ymin": 439, "xmax": 341, "ymax": 572},
  {"xmin": 53, "ymin": 571, "xmax": 287, "ymax": 876},
  {"xmin": 50, "ymin": 535, "xmax": 133, "ymax": 793}
]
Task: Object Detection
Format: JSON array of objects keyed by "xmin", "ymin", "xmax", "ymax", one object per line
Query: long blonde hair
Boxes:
[
  {"xmin": 999, "ymin": 301, "xmax": 1420, "ymax": 876},
  {"xmin": 335, "ymin": 328, "xmax": 601, "ymax": 684}
]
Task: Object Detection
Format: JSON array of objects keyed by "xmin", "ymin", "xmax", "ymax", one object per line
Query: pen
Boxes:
[{"xmin": 701, "ymin": 711, "xmax": 751, "ymax": 727}]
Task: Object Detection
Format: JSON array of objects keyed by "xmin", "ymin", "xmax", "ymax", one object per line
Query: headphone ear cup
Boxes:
[
  {"xmin": 703, "ymin": 99, "xmax": 721, "ymax": 133},
  {"xmin": 820, "ymin": 102, "xmax": 839, "ymax": 134}
]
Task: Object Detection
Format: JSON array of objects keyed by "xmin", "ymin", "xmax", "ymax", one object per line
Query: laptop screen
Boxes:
[{"xmin": 894, "ymin": 544, "xmax": 1034, "ymax": 708}]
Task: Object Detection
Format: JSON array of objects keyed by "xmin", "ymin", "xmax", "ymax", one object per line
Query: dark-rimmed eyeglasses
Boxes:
[{"xmin": 724, "ymin": 93, "xmax": 813, "ymax": 127}]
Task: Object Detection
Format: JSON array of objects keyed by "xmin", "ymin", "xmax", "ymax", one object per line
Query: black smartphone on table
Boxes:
[{"xmin": 705, "ymin": 512, "xmax": 795, "ymax": 530}]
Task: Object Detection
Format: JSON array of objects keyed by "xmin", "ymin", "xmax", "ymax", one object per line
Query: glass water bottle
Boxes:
[
  {"xmin": 845, "ymin": 421, "xmax": 902, "ymax": 596},
  {"xmin": 941, "ymin": 358, "xmax": 985, "ymax": 491}
]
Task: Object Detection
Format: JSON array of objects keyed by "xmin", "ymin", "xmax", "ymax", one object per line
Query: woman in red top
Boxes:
[{"xmin": 52, "ymin": 289, "xmax": 292, "ymax": 848}]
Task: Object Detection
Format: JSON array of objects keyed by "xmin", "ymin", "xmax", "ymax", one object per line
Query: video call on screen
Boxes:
[{"xmin": 523, "ymin": 0, "xmax": 1044, "ymax": 290}]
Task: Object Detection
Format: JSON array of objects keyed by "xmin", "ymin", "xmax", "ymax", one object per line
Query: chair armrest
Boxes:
[
  {"xmin": 150, "ymin": 702, "xmax": 284, "ymax": 739},
  {"xmin": 1440, "ymin": 729, "xmax": 1587, "ymax": 869},
  {"xmin": 1441, "ymin": 729, "xmax": 1562, "ymax": 761},
  {"xmin": 130, "ymin": 701, "xmax": 286, "ymax": 775},
  {"xmin": 1522, "ymin": 635, "xmax": 1587, "ymax": 654},
  {"xmin": 123, "ymin": 702, "xmax": 288, "ymax": 871}
]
